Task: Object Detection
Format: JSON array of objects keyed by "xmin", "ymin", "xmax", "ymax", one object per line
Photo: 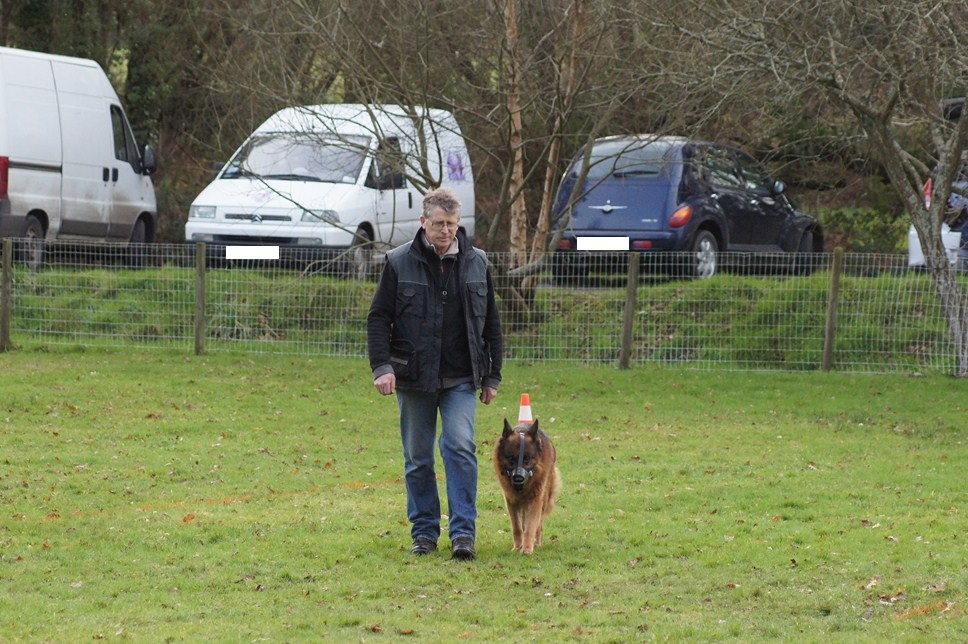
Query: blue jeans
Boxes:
[{"xmin": 397, "ymin": 383, "xmax": 478, "ymax": 542}]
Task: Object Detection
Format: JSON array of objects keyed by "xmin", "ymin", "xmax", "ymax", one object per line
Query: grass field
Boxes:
[{"xmin": 1, "ymin": 350, "xmax": 964, "ymax": 641}]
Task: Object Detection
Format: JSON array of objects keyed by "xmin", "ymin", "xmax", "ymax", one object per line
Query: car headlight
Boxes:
[
  {"xmin": 189, "ymin": 205, "xmax": 216, "ymax": 219},
  {"xmin": 302, "ymin": 210, "xmax": 340, "ymax": 224}
]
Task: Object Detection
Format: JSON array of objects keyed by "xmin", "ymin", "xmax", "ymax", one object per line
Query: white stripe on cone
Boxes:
[{"xmin": 518, "ymin": 393, "xmax": 533, "ymax": 424}]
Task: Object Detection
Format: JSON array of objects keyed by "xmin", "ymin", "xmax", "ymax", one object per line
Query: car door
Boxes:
[
  {"xmin": 734, "ymin": 150, "xmax": 791, "ymax": 249},
  {"xmin": 697, "ymin": 145, "xmax": 755, "ymax": 247}
]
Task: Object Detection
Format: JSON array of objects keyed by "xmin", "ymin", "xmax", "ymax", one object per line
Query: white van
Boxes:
[
  {"xmin": 0, "ymin": 46, "xmax": 158, "ymax": 264},
  {"xmin": 185, "ymin": 103, "xmax": 474, "ymax": 276}
]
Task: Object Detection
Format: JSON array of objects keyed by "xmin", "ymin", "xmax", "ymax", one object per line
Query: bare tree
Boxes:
[{"xmin": 644, "ymin": 0, "xmax": 968, "ymax": 373}]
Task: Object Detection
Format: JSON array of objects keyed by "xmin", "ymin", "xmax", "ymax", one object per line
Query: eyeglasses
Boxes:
[{"xmin": 426, "ymin": 219, "xmax": 460, "ymax": 231}]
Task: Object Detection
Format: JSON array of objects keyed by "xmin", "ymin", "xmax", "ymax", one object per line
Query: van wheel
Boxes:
[
  {"xmin": 341, "ymin": 229, "xmax": 373, "ymax": 280},
  {"xmin": 688, "ymin": 230, "xmax": 718, "ymax": 279},
  {"xmin": 20, "ymin": 215, "xmax": 45, "ymax": 269},
  {"xmin": 127, "ymin": 219, "xmax": 148, "ymax": 267},
  {"xmin": 130, "ymin": 218, "xmax": 147, "ymax": 244}
]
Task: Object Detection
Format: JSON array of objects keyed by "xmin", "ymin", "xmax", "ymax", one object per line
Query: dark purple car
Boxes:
[{"xmin": 551, "ymin": 135, "xmax": 823, "ymax": 281}]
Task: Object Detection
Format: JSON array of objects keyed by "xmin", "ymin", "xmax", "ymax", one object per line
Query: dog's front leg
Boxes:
[
  {"xmin": 509, "ymin": 505, "xmax": 525, "ymax": 551},
  {"xmin": 519, "ymin": 514, "xmax": 541, "ymax": 554}
]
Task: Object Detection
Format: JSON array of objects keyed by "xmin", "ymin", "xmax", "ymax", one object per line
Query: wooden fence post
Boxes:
[
  {"xmin": 1, "ymin": 238, "xmax": 11, "ymax": 352},
  {"xmin": 194, "ymin": 243, "xmax": 206, "ymax": 355},
  {"xmin": 619, "ymin": 253, "xmax": 640, "ymax": 369},
  {"xmin": 822, "ymin": 247, "xmax": 844, "ymax": 372}
]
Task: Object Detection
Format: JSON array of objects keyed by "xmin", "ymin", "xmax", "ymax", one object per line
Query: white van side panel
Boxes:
[
  {"xmin": 51, "ymin": 59, "xmax": 113, "ymax": 238},
  {"xmin": 4, "ymin": 55, "xmax": 61, "ymax": 164}
]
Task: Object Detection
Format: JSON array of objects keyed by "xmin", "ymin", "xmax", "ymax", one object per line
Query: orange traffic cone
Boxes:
[{"xmin": 518, "ymin": 393, "xmax": 533, "ymax": 424}]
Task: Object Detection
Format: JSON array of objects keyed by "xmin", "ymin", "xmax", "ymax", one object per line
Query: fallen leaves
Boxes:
[
  {"xmin": 895, "ymin": 601, "xmax": 957, "ymax": 620},
  {"xmin": 878, "ymin": 589, "xmax": 906, "ymax": 605}
]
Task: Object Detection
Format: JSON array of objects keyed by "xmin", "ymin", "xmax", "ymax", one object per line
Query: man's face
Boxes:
[{"xmin": 421, "ymin": 206, "xmax": 460, "ymax": 254}]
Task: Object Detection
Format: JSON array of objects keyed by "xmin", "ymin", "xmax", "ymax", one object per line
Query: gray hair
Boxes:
[{"xmin": 422, "ymin": 187, "xmax": 462, "ymax": 218}]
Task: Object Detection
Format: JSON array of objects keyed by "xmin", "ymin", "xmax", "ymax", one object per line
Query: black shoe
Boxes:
[
  {"xmin": 451, "ymin": 536, "xmax": 476, "ymax": 561},
  {"xmin": 410, "ymin": 536, "xmax": 437, "ymax": 555}
]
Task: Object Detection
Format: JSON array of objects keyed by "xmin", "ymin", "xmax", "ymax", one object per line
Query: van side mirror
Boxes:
[{"xmin": 142, "ymin": 145, "xmax": 158, "ymax": 176}]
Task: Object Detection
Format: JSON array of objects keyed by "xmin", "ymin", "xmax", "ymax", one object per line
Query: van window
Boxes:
[
  {"xmin": 111, "ymin": 106, "xmax": 142, "ymax": 172},
  {"xmin": 365, "ymin": 137, "xmax": 406, "ymax": 190},
  {"xmin": 223, "ymin": 133, "xmax": 369, "ymax": 184},
  {"xmin": 576, "ymin": 138, "xmax": 673, "ymax": 181}
]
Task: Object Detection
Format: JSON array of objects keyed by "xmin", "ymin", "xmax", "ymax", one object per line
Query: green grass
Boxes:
[{"xmin": 1, "ymin": 351, "xmax": 965, "ymax": 640}]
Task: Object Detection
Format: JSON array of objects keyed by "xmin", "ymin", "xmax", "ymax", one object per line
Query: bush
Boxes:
[{"xmin": 817, "ymin": 205, "xmax": 907, "ymax": 253}]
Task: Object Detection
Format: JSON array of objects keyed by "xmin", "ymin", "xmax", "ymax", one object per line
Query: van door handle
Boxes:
[
  {"xmin": 112, "ymin": 168, "xmax": 119, "ymax": 182},
  {"xmin": 103, "ymin": 168, "xmax": 110, "ymax": 182}
]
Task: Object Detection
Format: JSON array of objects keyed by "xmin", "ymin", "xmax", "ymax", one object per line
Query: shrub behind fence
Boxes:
[{"xmin": 0, "ymin": 240, "xmax": 960, "ymax": 374}]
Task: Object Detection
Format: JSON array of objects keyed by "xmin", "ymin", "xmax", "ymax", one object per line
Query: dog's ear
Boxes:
[
  {"xmin": 503, "ymin": 418, "xmax": 514, "ymax": 438},
  {"xmin": 527, "ymin": 419, "xmax": 542, "ymax": 453}
]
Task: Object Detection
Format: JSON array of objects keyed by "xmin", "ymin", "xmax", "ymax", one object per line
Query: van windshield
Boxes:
[
  {"xmin": 222, "ymin": 133, "xmax": 370, "ymax": 184},
  {"xmin": 574, "ymin": 138, "xmax": 674, "ymax": 180}
]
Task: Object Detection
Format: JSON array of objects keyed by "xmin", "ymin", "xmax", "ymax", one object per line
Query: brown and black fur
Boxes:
[{"xmin": 493, "ymin": 418, "xmax": 562, "ymax": 554}]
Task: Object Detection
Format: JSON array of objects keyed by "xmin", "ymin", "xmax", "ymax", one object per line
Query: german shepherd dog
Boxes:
[{"xmin": 493, "ymin": 419, "xmax": 562, "ymax": 554}]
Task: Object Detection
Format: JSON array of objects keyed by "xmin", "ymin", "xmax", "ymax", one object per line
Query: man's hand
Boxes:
[
  {"xmin": 374, "ymin": 373, "xmax": 396, "ymax": 396},
  {"xmin": 480, "ymin": 386, "xmax": 497, "ymax": 405}
]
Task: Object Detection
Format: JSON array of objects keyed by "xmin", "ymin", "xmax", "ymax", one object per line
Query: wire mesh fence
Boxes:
[{"xmin": 1, "ymin": 239, "xmax": 963, "ymax": 374}]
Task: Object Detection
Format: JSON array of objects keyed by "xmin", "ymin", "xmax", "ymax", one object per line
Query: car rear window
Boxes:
[{"xmin": 575, "ymin": 138, "xmax": 674, "ymax": 180}]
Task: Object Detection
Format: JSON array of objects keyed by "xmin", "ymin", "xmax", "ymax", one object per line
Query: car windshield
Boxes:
[
  {"xmin": 574, "ymin": 138, "xmax": 674, "ymax": 180},
  {"xmin": 221, "ymin": 133, "xmax": 369, "ymax": 183}
]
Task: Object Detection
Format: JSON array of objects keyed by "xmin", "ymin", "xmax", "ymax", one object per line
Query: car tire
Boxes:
[{"xmin": 687, "ymin": 230, "xmax": 718, "ymax": 279}]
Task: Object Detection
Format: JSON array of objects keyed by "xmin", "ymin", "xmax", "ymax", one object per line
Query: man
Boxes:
[{"xmin": 367, "ymin": 187, "xmax": 503, "ymax": 561}]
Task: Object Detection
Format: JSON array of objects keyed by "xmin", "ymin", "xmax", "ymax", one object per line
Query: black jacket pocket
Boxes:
[{"xmin": 390, "ymin": 338, "xmax": 418, "ymax": 381}]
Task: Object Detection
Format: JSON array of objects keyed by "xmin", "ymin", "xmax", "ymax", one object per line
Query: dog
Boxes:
[{"xmin": 493, "ymin": 418, "xmax": 562, "ymax": 554}]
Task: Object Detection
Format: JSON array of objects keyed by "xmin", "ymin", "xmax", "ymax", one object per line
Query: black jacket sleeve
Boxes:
[{"xmin": 367, "ymin": 259, "xmax": 398, "ymax": 378}]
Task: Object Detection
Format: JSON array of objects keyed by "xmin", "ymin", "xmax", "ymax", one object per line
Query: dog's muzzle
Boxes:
[
  {"xmin": 511, "ymin": 467, "xmax": 532, "ymax": 490},
  {"xmin": 511, "ymin": 432, "xmax": 533, "ymax": 490}
]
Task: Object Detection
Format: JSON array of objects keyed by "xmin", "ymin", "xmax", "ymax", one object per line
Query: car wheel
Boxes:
[
  {"xmin": 19, "ymin": 215, "xmax": 46, "ymax": 269},
  {"xmin": 793, "ymin": 231, "xmax": 818, "ymax": 275},
  {"xmin": 689, "ymin": 230, "xmax": 718, "ymax": 279},
  {"xmin": 341, "ymin": 228, "xmax": 373, "ymax": 280}
]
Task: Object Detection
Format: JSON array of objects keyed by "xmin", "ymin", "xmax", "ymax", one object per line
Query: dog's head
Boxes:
[{"xmin": 497, "ymin": 418, "xmax": 542, "ymax": 491}]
